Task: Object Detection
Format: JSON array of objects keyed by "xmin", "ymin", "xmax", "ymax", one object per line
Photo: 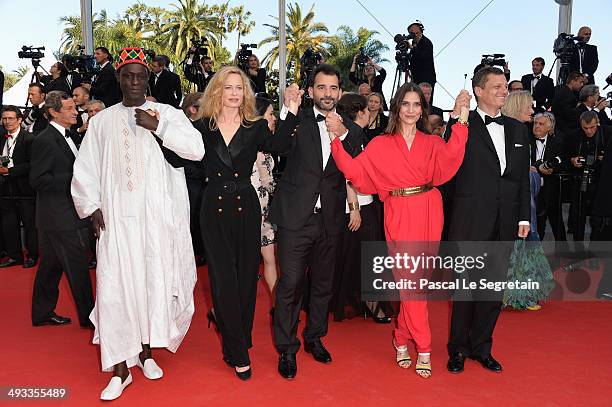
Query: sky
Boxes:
[{"xmin": 1, "ymin": 0, "xmax": 611, "ymax": 110}]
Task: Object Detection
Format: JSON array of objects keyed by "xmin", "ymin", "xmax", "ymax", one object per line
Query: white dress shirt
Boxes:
[
  {"xmin": 476, "ymin": 107, "xmax": 506, "ymax": 175},
  {"xmin": 50, "ymin": 121, "xmax": 79, "ymax": 157},
  {"xmin": 2, "ymin": 129, "xmax": 20, "ymax": 169}
]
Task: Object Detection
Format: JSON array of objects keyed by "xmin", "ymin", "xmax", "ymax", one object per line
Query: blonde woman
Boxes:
[
  {"xmin": 194, "ymin": 66, "xmax": 300, "ymax": 380},
  {"xmin": 501, "ymin": 90, "xmax": 534, "ymax": 124}
]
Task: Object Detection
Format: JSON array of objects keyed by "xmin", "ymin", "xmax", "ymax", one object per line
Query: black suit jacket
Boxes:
[
  {"xmin": 0, "ymin": 70, "xmax": 4, "ymax": 106},
  {"xmin": 90, "ymin": 63, "xmax": 122, "ymax": 108},
  {"xmin": 529, "ymin": 131, "xmax": 568, "ymax": 173},
  {"xmin": 269, "ymin": 108, "xmax": 364, "ymax": 235},
  {"xmin": 552, "ymin": 85, "xmax": 580, "ymax": 134},
  {"xmin": 24, "ymin": 105, "xmax": 49, "ymax": 134},
  {"xmin": 521, "ymin": 74, "xmax": 555, "ymax": 111},
  {"xmin": 183, "ymin": 65, "xmax": 214, "ymax": 92},
  {"xmin": 0, "ymin": 129, "xmax": 36, "ymax": 197},
  {"xmin": 576, "ymin": 103, "xmax": 612, "ymax": 126},
  {"xmin": 570, "ymin": 43, "xmax": 598, "ymax": 83},
  {"xmin": 29, "ymin": 125, "xmax": 88, "ymax": 231},
  {"xmin": 149, "ymin": 70, "xmax": 182, "ymax": 108},
  {"xmin": 409, "ymin": 35, "xmax": 436, "ymax": 85},
  {"xmin": 445, "ymin": 111, "xmax": 531, "ymax": 241}
]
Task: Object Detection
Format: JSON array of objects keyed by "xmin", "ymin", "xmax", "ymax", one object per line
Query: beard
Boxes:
[{"xmin": 313, "ymin": 97, "xmax": 337, "ymax": 112}]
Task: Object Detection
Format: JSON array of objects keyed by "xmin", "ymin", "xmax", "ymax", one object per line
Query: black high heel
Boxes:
[
  {"xmin": 235, "ymin": 367, "xmax": 252, "ymax": 381},
  {"xmin": 363, "ymin": 302, "xmax": 391, "ymax": 324},
  {"xmin": 207, "ymin": 310, "xmax": 217, "ymax": 328}
]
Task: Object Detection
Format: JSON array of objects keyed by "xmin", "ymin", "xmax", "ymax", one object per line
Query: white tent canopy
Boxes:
[{"xmin": 3, "ymin": 55, "xmax": 56, "ymax": 107}]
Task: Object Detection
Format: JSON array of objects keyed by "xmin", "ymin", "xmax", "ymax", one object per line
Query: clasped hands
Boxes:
[{"xmin": 451, "ymin": 89, "xmax": 472, "ymax": 124}]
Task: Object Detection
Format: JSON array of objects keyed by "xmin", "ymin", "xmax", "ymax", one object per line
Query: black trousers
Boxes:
[
  {"xmin": 536, "ymin": 181, "xmax": 567, "ymax": 242},
  {"xmin": 32, "ymin": 228, "xmax": 94, "ymax": 326},
  {"xmin": 0, "ymin": 197, "xmax": 38, "ymax": 260},
  {"xmin": 274, "ymin": 213, "xmax": 339, "ymax": 354},
  {"xmin": 186, "ymin": 178, "xmax": 204, "ymax": 258}
]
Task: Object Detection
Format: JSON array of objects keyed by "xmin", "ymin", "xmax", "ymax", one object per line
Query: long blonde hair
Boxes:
[
  {"xmin": 197, "ymin": 66, "xmax": 260, "ymax": 129},
  {"xmin": 501, "ymin": 90, "xmax": 533, "ymax": 121}
]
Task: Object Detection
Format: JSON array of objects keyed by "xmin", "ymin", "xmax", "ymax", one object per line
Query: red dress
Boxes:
[{"xmin": 331, "ymin": 123, "xmax": 468, "ymax": 352}]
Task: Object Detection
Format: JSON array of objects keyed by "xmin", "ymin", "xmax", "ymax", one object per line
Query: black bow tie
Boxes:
[
  {"xmin": 534, "ymin": 75, "xmax": 541, "ymax": 80},
  {"xmin": 484, "ymin": 115, "xmax": 504, "ymax": 126},
  {"xmin": 316, "ymin": 114, "xmax": 326, "ymax": 122},
  {"xmin": 536, "ymin": 138, "xmax": 546, "ymax": 143}
]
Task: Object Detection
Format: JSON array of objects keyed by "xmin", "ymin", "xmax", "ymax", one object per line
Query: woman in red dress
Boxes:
[{"xmin": 328, "ymin": 82, "xmax": 471, "ymax": 378}]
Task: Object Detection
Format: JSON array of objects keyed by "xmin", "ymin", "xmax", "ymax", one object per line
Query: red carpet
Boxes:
[{"xmin": 2, "ymin": 265, "xmax": 611, "ymax": 406}]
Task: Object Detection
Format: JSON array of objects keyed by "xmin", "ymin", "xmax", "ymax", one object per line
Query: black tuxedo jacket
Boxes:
[
  {"xmin": 0, "ymin": 129, "xmax": 36, "ymax": 197},
  {"xmin": 90, "ymin": 63, "xmax": 122, "ymax": 108},
  {"xmin": 529, "ymin": 131, "xmax": 568, "ymax": 172},
  {"xmin": 409, "ymin": 35, "xmax": 436, "ymax": 85},
  {"xmin": 521, "ymin": 74, "xmax": 555, "ymax": 111},
  {"xmin": 25, "ymin": 105, "xmax": 49, "ymax": 134},
  {"xmin": 576, "ymin": 103, "xmax": 612, "ymax": 126},
  {"xmin": 552, "ymin": 85, "xmax": 580, "ymax": 134},
  {"xmin": 445, "ymin": 111, "xmax": 531, "ymax": 241},
  {"xmin": 269, "ymin": 108, "xmax": 365, "ymax": 235},
  {"xmin": 183, "ymin": 65, "xmax": 215, "ymax": 92},
  {"xmin": 570, "ymin": 44, "xmax": 598, "ymax": 83},
  {"xmin": 29, "ymin": 125, "xmax": 88, "ymax": 231},
  {"xmin": 149, "ymin": 70, "xmax": 182, "ymax": 108}
]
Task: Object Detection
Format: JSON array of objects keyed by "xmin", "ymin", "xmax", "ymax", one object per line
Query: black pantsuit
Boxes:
[
  {"xmin": 29, "ymin": 124, "xmax": 94, "ymax": 326},
  {"xmin": 195, "ymin": 115, "xmax": 298, "ymax": 367}
]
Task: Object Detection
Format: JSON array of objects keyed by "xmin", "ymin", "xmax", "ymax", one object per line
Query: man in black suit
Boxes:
[
  {"xmin": 29, "ymin": 91, "xmax": 94, "ymax": 328},
  {"xmin": 0, "ymin": 106, "xmax": 38, "ymax": 269},
  {"xmin": 148, "ymin": 56, "xmax": 182, "ymax": 108},
  {"xmin": 530, "ymin": 112, "xmax": 568, "ymax": 242},
  {"xmin": 419, "ymin": 82, "xmax": 443, "ymax": 117},
  {"xmin": 183, "ymin": 55, "xmax": 215, "ymax": 92},
  {"xmin": 445, "ymin": 67, "xmax": 531, "ymax": 374},
  {"xmin": 88, "ymin": 47, "xmax": 121, "ymax": 108},
  {"xmin": 521, "ymin": 57, "xmax": 555, "ymax": 112},
  {"xmin": 569, "ymin": 26, "xmax": 599, "ymax": 85},
  {"xmin": 23, "ymin": 83, "xmax": 48, "ymax": 134},
  {"xmin": 269, "ymin": 65, "xmax": 363, "ymax": 379},
  {"xmin": 408, "ymin": 22, "xmax": 437, "ymax": 103},
  {"xmin": 551, "ymin": 71, "xmax": 586, "ymax": 136},
  {"xmin": 577, "ymin": 85, "xmax": 612, "ymax": 126}
]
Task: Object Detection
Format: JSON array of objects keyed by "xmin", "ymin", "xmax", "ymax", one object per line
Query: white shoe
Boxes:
[
  {"xmin": 100, "ymin": 372, "xmax": 132, "ymax": 401},
  {"xmin": 136, "ymin": 358, "xmax": 164, "ymax": 380}
]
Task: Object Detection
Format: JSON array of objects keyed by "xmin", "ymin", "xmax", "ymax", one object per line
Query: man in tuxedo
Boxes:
[
  {"xmin": 270, "ymin": 64, "xmax": 363, "ymax": 379},
  {"xmin": 569, "ymin": 26, "xmax": 599, "ymax": 85},
  {"xmin": 23, "ymin": 84, "xmax": 48, "ymax": 134},
  {"xmin": 0, "ymin": 106, "xmax": 38, "ymax": 269},
  {"xmin": 408, "ymin": 22, "xmax": 436, "ymax": 103},
  {"xmin": 551, "ymin": 71, "xmax": 586, "ymax": 136},
  {"xmin": 521, "ymin": 57, "xmax": 555, "ymax": 112},
  {"xmin": 445, "ymin": 66, "xmax": 530, "ymax": 374},
  {"xmin": 72, "ymin": 86, "xmax": 90, "ymax": 136},
  {"xmin": 530, "ymin": 112, "xmax": 568, "ymax": 242},
  {"xmin": 29, "ymin": 91, "xmax": 94, "ymax": 328},
  {"xmin": 183, "ymin": 55, "xmax": 215, "ymax": 92},
  {"xmin": 88, "ymin": 47, "xmax": 121, "ymax": 108},
  {"xmin": 577, "ymin": 85, "xmax": 612, "ymax": 126},
  {"xmin": 419, "ymin": 82, "xmax": 443, "ymax": 117},
  {"xmin": 148, "ymin": 56, "xmax": 182, "ymax": 108},
  {"xmin": 508, "ymin": 80, "xmax": 524, "ymax": 93}
]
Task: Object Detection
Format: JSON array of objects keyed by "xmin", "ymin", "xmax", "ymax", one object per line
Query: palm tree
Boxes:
[
  {"xmin": 162, "ymin": 0, "xmax": 225, "ymax": 61},
  {"xmin": 59, "ymin": 10, "xmax": 112, "ymax": 54},
  {"xmin": 227, "ymin": 5, "xmax": 255, "ymax": 52},
  {"xmin": 12, "ymin": 66, "xmax": 29, "ymax": 79},
  {"xmin": 259, "ymin": 3, "xmax": 329, "ymax": 79},
  {"xmin": 326, "ymin": 25, "xmax": 390, "ymax": 89}
]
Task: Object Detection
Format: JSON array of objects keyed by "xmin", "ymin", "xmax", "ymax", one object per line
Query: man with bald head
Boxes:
[{"xmin": 570, "ymin": 26, "xmax": 598, "ymax": 84}]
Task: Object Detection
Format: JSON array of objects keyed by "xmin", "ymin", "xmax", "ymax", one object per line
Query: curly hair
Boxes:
[{"xmin": 197, "ymin": 66, "xmax": 260, "ymax": 129}]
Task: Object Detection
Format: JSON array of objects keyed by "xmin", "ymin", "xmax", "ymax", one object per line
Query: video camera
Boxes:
[
  {"xmin": 480, "ymin": 54, "xmax": 506, "ymax": 68},
  {"xmin": 356, "ymin": 48, "xmax": 369, "ymax": 68},
  {"xmin": 393, "ymin": 32, "xmax": 415, "ymax": 72},
  {"xmin": 553, "ymin": 33, "xmax": 580, "ymax": 58},
  {"xmin": 237, "ymin": 43, "xmax": 257, "ymax": 71},
  {"xmin": 299, "ymin": 47, "xmax": 322, "ymax": 88},
  {"xmin": 18, "ymin": 45, "xmax": 45, "ymax": 60},
  {"xmin": 187, "ymin": 36, "xmax": 210, "ymax": 65},
  {"xmin": 62, "ymin": 45, "xmax": 99, "ymax": 83}
]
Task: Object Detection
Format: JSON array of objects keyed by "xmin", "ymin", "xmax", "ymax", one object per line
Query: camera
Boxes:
[
  {"xmin": 553, "ymin": 33, "xmax": 580, "ymax": 57},
  {"xmin": 394, "ymin": 32, "xmax": 416, "ymax": 52},
  {"xmin": 0, "ymin": 156, "xmax": 10, "ymax": 168},
  {"xmin": 187, "ymin": 36, "xmax": 210, "ymax": 65},
  {"xmin": 18, "ymin": 45, "xmax": 45, "ymax": 60},
  {"xmin": 536, "ymin": 156, "xmax": 562, "ymax": 171},
  {"xmin": 237, "ymin": 43, "xmax": 257, "ymax": 71},
  {"xmin": 480, "ymin": 54, "xmax": 506, "ymax": 68},
  {"xmin": 356, "ymin": 48, "xmax": 369, "ymax": 68},
  {"xmin": 62, "ymin": 45, "xmax": 99, "ymax": 83},
  {"xmin": 299, "ymin": 47, "xmax": 322, "ymax": 88}
]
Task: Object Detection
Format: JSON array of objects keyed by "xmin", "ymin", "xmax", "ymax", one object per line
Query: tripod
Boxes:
[
  {"xmin": 24, "ymin": 59, "xmax": 49, "ymax": 108},
  {"xmin": 392, "ymin": 64, "xmax": 411, "ymax": 96}
]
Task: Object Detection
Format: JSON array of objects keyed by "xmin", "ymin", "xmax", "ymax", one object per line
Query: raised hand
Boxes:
[
  {"xmin": 135, "ymin": 108, "xmax": 159, "ymax": 131},
  {"xmin": 325, "ymin": 112, "xmax": 347, "ymax": 141},
  {"xmin": 452, "ymin": 89, "xmax": 472, "ymax": 122},
  {"xmin": 284, "ymin": 83, "xmax": 303, "ymax": 115}
]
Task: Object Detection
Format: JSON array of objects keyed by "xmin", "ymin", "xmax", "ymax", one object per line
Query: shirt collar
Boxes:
[
  {"xmin": 313, "ymin": 106, "xmax": 336, "ymax": 120},
  {"xmin": 476, "ymin": 106, "xmax": 501, "ymax": 123},
  {"xmin": 100, "ymin": 61, "xmax": 109, "ymax": 69},
  {"xmin": 49, "ymin": 121, "xmax": 68, "ymax": 137}
]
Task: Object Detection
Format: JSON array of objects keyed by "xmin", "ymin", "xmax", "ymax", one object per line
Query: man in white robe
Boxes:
[{"xmin": 71, "ymin": 47, "xmax": 205, "ymax": 401}]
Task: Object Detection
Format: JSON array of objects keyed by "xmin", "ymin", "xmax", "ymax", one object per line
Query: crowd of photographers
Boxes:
[{"xmin": 0, "ymin": 23, "xmax": 610, "ymax": 300}]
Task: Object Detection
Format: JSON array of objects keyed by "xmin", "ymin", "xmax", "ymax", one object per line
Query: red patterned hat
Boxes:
[{"xmin": 115, "ymin": 47, "xmax": 149, "ymax": 70}]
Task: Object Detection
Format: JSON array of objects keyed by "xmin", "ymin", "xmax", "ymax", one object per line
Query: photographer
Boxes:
[
  {"xmin": 530, "ymin": 112, "xmax": 568, "ymax": 242},
  {"xmin": 0, "ymin": 106, "xmax": 38, "ymax": 268},
  {"xmin": 184, "ymin": 52, "xmax": 215, "ymax": 92},
  {"xmin": 148, "ymin": 55, "xmax": 182, "ymax": 108},
  {"xmin": 86, "ymin": 47, "xmax": 121, "ymax": 108},
  {"xmin": 577, "ymin": 85, "xmax": 611, "ymax": 126},
  {"xmin": 245, "ymin": 54, "xmax": 267, "ymax": 94},
  {"xmin": 349, "ymin": 53, "xmax": 387, "ymax": 110},
  {"xmin": 569, "ymin": 111, "xmax": 611, "ymax": 242},
  {"xmin": 406, "ymin": 22, "xmax": 436, "ymax": 103},
  {"xmin": 23, "ymin": 83, "xmax": 48, "ymax": 134},
  {"xmin": 569, "ymin": 26, "xmax": 599, "ymax": 85},
  {"xmin": 551, "ymin": 71, "xmax": 586, "ymax": 136},
  {"xmin": 521, "ymin": 57, "xmax": 555, "ymax": 112}
]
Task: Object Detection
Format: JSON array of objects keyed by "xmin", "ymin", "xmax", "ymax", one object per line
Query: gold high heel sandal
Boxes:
[
  {"xmin": 393, "ymin": 340, "xmax": 412, "ymax": 369},
  {"xmin": 415, "ymin": 354, "xmax": 431, "ymax": 379}
]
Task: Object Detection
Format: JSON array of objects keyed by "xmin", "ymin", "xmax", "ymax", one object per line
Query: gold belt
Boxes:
[{"xmin": 389, "ymin": 183, "xmax": 433, "ymax": 197}]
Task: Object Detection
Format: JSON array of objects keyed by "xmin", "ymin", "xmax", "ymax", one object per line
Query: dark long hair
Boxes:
[
  {"xmin": 255, "ymin": 96, "xmax": 272, "ymax": 116},
  {"xmin": 386, "ymin": 82, "xmax": 431, "ymax": 135}
]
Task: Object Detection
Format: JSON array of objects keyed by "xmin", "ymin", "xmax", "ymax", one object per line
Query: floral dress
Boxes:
[{"xmin": 251, "ymin": 151, "xmax": 276, "ymax": 246}]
